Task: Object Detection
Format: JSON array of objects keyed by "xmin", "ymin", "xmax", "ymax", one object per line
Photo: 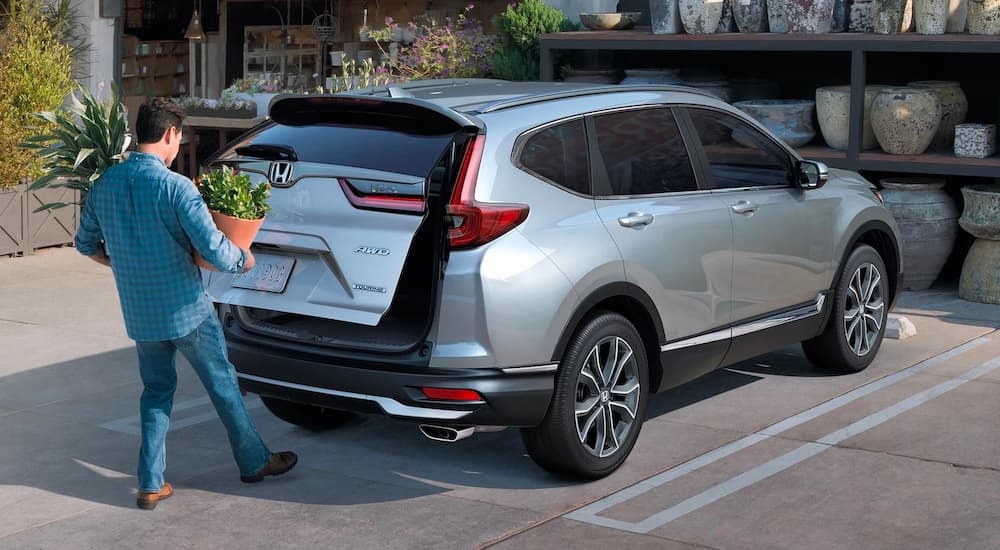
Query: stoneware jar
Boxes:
[
  {"xmin": 733, "ymin": 99, "xmax": 817, "ymax": 147},
  {"xmin": 967, "ymin": 0, "xmax": 1000, "ymax": 34},
  {"xmin": 947, "ymin": 0, "xmax": 968, "ymax": 32},
  {"xmin": 785, "ymin": 0, "xmax": 837, "ymax": 32},
  {"xmin": 621, "ymin": 68, "xmax": 682, "ymax": 84},
  {"xmin": 816, "ymin": 85, "xmax": 886, "ymax": 151},
  {"xmin": 873, "ymin": 0, "xmax": 908, "ymax": 32},
  {"xmin": 850, "ymin": 0, "xmax": 876, "ymax": 31},
  {"xmin": 717, "ymin": 0, "xmax": 739, "ymax": 31},
  {"xmin": 650, "ymin": 0, "xmax": 683, "ymax": 34},
  {"xmin": 734, "ymin": 0, "xmax": 770, "ymax": 31},
  {"xmin": 958, "ymin": 185, "xmax": 1000, "ymax": 304},
  {"xmin": 871, "ymin": 87, "xmax": 942, "ymax": 155},
  {"xmin": 879, "ymin": 177, "xmax": 959, "ymax": 291},
  {"xmin": 908, "ymin": 80, "xmax": 968, "ymax": 149},
  {"xmin": 679, "ymin": 0, "xmax": 725, "ymax": 33},
  {"xmin": 914, "ymin": 0, "xmax": 949, "ymax": 33},
  {"xmin": 768, "ymin": 0, "xmax": 790, "ymax": 31},
  {"xmin": 685, "ymin": 80, "xmax": 733, "ymax": 102}
]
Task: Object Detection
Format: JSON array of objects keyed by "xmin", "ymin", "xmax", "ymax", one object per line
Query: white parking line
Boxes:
[
  {"xmin": 100, "ymin": 395, "xmax": 263, "ymax": 436},
  {"xmin": 565, "ymin": 337, "xmax": 993, "ymax": 534}
]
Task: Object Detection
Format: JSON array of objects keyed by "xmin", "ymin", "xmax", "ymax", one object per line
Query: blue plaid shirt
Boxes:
[{"xmin": 75, "ymin": 152, "xmax": 246, "ymax": 342}]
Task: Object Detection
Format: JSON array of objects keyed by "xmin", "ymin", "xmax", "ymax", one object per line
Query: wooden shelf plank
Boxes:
[
  {"xmin": 858, "ymin": 151, "xmax": 1000, "ymax": 177},
  {"xmin": 797, "ymin": 146, "xmax": 848, "ymax": 161}
]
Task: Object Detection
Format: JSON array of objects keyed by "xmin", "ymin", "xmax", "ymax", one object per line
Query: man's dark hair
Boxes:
[{"xmin": 136, "ymin": 98, "xmax": 187, "ymax": 144}]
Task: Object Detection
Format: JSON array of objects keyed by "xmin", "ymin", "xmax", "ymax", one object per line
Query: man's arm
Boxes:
[
  {"xmin": 173, "ymin": 175, "xmax": 252, "ymax": 273},
  {"xmin": 75, "ymin": 193, "xmax": 110, "ymax": 267}
]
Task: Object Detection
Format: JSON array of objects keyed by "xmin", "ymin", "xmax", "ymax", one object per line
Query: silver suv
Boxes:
[{"xmin": 203, "ymin": 80, "xmax": 903, "ymax": 479}]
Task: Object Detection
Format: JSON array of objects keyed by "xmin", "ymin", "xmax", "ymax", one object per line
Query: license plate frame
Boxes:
[{"xmin": 231, "ymin": 254, "xmax": 296, "ymax": 293}]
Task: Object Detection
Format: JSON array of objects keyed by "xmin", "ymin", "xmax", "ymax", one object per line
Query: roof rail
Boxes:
[
  {"xmin": 349, "ymin": 78, "xmax": 510, "ymax": 97},
  {"xmin": 475, "ymin": 85, "xmax": 723, "ymax": 114}
]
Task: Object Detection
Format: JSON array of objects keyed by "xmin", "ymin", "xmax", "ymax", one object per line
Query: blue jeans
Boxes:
[{"xmin": 134, "ymin": 314, "xmax": 270, "ymax": 492}]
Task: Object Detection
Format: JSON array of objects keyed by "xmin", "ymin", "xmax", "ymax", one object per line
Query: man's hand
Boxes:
[
  {"xmin": 242, "ymin": 249, "xmax": 255, "ymax": 273},
  {"xmin": 88, "ymin": 249, "xmax": 112, "ymax": 267}
]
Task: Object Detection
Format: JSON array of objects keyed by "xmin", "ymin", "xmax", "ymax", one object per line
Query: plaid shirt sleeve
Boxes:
[
  {"xmin": 74, "ymin": 191, "xmax": 104, "ymax": 257},
  {"xmin": 172, "ymin": 175, "xmax": 246, "ymax": 273}
]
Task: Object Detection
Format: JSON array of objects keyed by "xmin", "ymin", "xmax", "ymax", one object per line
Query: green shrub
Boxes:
[
  {"xmin": 197, "ymin": 165, "xmax": 270, "ymax": 221},
  {"xmin": 0, "ymin": 0, "xmax": 75, "ymax": 189},
  {"xmin": 491, "ymin": 0, "xmax": 577, "ymax": 81}
]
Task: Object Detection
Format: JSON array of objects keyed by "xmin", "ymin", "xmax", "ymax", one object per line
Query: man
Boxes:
[{"xmin": 75, "ymin": 98, "xmax": 297, "ymax": 511}]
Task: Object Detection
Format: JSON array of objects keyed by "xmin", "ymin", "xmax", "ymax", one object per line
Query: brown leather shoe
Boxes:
[
  {"xmin": 136, "ymin": 482, "xmax": 173, "ymax": 510},
  {"xmin": 240, "ymin": 451, "xmax": 298, "ymax": 483}
]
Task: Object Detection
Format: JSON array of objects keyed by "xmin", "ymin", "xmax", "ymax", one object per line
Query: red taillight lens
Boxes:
[
  {"xmin": 339, "ymin": 178, "xmax": 426, "ymax": 214},
  {"xmin": 421, "ymin": 387, "xmax": 484, "ymax": 402},
  {"xmin": 447, "ymin": 135, "xmax": 529, "ymax": 249}
]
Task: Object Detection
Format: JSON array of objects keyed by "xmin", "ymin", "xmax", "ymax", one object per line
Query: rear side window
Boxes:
[
  {"xmin": 517, "ymin": 119, "xmax": 591, "ymax": 195},
  {"xmin": 592, "ymin": 108, "xmax": 698, "ymax": 196},
  {"xmin": 217, "ymin": 123, "xmax": 458, "ymax": 178}
]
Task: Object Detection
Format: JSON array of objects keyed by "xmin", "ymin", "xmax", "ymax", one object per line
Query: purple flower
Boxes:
[{"xmin": 385, "ymin": 16, "xmax": 394, "ymax": 24}]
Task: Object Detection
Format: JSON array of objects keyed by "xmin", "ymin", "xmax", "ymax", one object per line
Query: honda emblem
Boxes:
[{"xmin": 268, "ymin": 161, "xmax": 294, "ymax": 186}]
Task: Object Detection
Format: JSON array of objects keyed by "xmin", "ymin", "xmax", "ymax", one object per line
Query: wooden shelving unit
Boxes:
[
  {"xmin": 539, "ymin": 31, "xmax": 1000, "ymax": 180},
  {"xmin": 121, "ymin": 35, "xmax": 189, "ymax": 98}
]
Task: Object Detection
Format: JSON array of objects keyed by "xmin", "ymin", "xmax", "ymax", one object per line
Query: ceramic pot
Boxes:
[
  {"xmin": 734, "ymin": 0, "xmax": 770, "ymax": 31},
  {"xmin": 768, "ymin": 0, "xmax": 790, "ymax": 31},
  {"xmin": 873, "ymin": 0, "xmax": 908, "ymax": 32},
  {"xmin": 915, "ymin": 0, "xmax": 949, "ymax": 32},
  {"xmin": 679, "ymin": 0, "xmax": 725, "ymax": 33},
  {"xmin": 686, "ymin": 80, "xmax": 733, "ymax": 102},
  {"xmin": 650, "ymin": 0, "xmax": 683, "ymax": 33},
  {"xmin": 562, "ymin": 67, "xmax": 621, "ymax": 84},
  {"xmin": 908, "ymin": 80, "xmax": 968, "ymax": 149},
  {"xmin": 880, "ymin": 177, "xmax": 959, "ymax": 291},
  {"xmin": 958, "ymin": 184, "xmax": 1000, "ymax": 304},
  {"xmin": 871, "ymin": 87, "xmax": 942, "ymax": 155},
  {"xmin": 831, "ymin": 0, "xmax": 851, "ymax": 30},
  {"xmin": 717, "ymin": 0, "xmax": 739, "ymax": 31},
  {"xmin": 903, "ymin": 0, "xmax": 916, "ymax": 29},
  {"xmin": 967, "ymin": 0, "xmax": 1000, "ymax": 34},
  {"xmin": 816, "ymin": 85, "xmax": 886, "ymax": 151},
  {"xmin": 785, "ymin": 0, "xmax": 837, "ymax": 32},
  {"xmin": 850, "ymin": 0, "xmax": 876, "ymax": 30},
  {"xmin": 734, "ymin": 99, "xmax": 817, "ymax": 147},
  {"xmin": 194, "ymin": 211, "xmax": 265, "ymax": 272}
]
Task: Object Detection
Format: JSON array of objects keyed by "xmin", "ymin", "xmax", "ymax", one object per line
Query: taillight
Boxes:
[
  {"xmin": 339, "ymin": 178, "xmax": 426, "ymax": 214},
  {"xmin": 447, "ymin": 135, "xmax": 529, "ymax": 249}
]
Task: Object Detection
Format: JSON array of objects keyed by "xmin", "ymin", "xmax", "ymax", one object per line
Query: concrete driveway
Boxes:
[{"xmin": 1, "ymin": 249, "xmax": 998, "ymax": 549}]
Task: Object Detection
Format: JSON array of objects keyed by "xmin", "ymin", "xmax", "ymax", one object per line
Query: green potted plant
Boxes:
[
  {"xmin": 22, "ymin": 82, "xmax": 131, "ymax": 210},
  {"xmin": 491, "ymin": 0, "xmax": 577, "ymax": 81},
  {"xmin": 193, "ymin": 165, "xmax": 271, "ymax": 271}
]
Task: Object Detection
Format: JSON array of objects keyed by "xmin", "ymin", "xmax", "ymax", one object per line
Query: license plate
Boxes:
[{"xmin": 231, "ymin": 254, "xmax": 296, "ymax": 293}]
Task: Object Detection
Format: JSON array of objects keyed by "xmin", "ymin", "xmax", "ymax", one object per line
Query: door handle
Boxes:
[
  {"xmin": 731, "ymin": 200, "xmax": 759, "ymax": 216},
  {"xmin": 618, "ymin": 212, "xmax": 654, "ymax": 228}
]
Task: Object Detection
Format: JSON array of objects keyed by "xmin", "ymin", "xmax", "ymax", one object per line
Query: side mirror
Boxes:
[{"xmin": 796, "ymin": 160, "xmax": 829, "ymax": 189}]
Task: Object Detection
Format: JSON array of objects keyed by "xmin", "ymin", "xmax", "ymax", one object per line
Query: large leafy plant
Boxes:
[
  {"xmin": 197, "ymin": 166, "xmax": 271, "ymax": 221},
  {"xmin": 491, "ymin": 0, "xmax": 577, "ymax": 81},
  {"xmin": 22, "ymin": 83, "xmax": 130, "ymax": 210}
]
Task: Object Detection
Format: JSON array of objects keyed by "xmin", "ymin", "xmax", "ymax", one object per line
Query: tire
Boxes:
[
  {"xmin": 260, "ymin": 396, "xmax": 355, "ymax": 431},
  {"xmin": 803, "ymin": 244, "xmax": 889, "ymax": 374},
  {"xmin": 521, "ymin": 311, "xmax": 649, "ymax": 479}
]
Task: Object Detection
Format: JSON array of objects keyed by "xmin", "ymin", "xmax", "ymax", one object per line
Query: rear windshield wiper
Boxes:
[{"xmin": 234, "ymin": 144, "xmax": 298, "ymax": 162}]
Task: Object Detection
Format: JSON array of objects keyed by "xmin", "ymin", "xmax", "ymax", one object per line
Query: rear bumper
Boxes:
[{"xmin": 223, "ymin": 316, "xmax": 555, "ymax": 427}]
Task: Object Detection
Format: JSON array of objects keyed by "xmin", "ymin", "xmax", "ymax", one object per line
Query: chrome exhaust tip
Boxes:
[{"xmin": 418, "ymin": 424, "xmax": 476, "ymax": 442}]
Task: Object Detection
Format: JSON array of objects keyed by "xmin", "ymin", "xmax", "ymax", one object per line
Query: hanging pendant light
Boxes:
[{"xmin": 184, "ymin": 4, "xmax": 206, "ymax": 41}]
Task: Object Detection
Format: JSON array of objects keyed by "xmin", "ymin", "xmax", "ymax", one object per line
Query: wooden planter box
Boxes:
[{"xmin": 0, "ymin": 182, "xmax": 80, "ymax": 257}]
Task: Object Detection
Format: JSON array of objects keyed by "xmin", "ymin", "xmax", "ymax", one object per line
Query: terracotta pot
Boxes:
[
  {"xmin": 880, "ymin": 177, "xmax": 959, "ymax": 290},
  {"xmin": 907, "ymin": 80, "xmax": 968, "ymax": 149},
  {"xmin": 871, "ymin": 87, "xmax": 942, "ymax": 155},
  {"xmin": 816, "ymin": 85, "xmax": 887, "ymax": 151},
  {"xmin": 679, "ymin": 0, "xmax": 725, "ymax": 33},
  {"xmin": 194, "ymin": 210, "xmax": 265, "ymax": 271}
]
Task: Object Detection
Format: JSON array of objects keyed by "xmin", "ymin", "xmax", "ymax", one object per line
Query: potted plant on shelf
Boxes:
[{"xmin": 193, "ymin": 165, "xmax": 270, "ymax": 271}]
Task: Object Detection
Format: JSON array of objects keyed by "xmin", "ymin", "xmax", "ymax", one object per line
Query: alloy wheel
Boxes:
[
  {"xmin": 574, "ymin": 336, "xmax": 641, "ymax": 458},
  {"xmin": 844, "ymin": 262, "xmax": 884, "ymax": 357}
]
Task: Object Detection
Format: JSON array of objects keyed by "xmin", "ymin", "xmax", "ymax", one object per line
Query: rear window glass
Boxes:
[
  {"xmin": 517, "ymin": 119, "xmax": 590, "ymax": 195},
  {"xmin": 217, "ymin": 123, "xmax": 457, "ymax": 178}
]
